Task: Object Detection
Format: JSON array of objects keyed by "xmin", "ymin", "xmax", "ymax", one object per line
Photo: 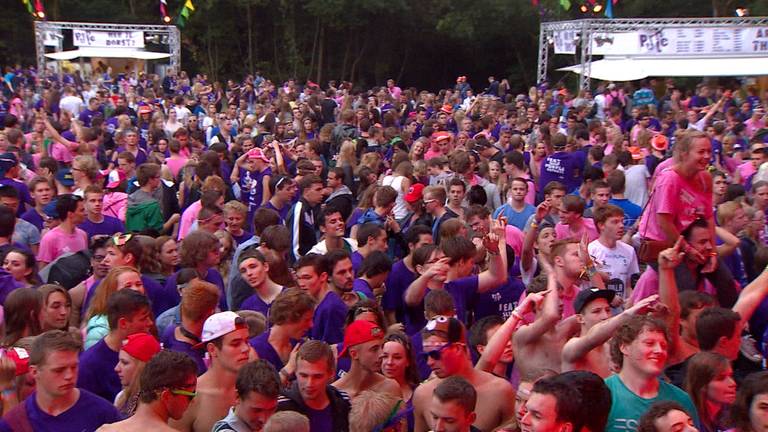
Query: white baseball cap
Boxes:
[{"xmin": 194, "ymin": 311, "xmax": 247, "ymax": 348}]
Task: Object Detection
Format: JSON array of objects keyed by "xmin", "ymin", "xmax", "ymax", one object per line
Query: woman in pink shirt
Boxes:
[
  {"xmin": 163, "ymin": 138, "xmax": 189, "ymax": 180},
  {"xmin": 638, "ymin": 130, "xmax": 716, "ymax": 269}
]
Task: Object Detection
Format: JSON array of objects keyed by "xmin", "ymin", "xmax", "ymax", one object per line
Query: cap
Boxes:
[
  {"xmin": 628, "ymin": 146, "xmax": 643, "ymax": 161},
  {"xmin": 439, "ymin": 104, "xmax": 453, "ymax": 116},
  {"xmin": 194, "ymin": 311, "xmax": 247, "ymax": 349},
  {"xmin": 433, "ymin": 132, "xmax": 452, "ymax": 143},
  {"xmin": 339, "ymin": 320, "xmax": 384, "ymax": 357},
  {"xmin": 43, "ymin": 199, "xmax": 59, "ymax": 219},
  {"xmin": 1, "ymin": 347, "xmax": 29, "ymax": 376},
  {"xmin": 121, "ymin": 333, "xmax": 161, "ymax": 362},
  {"xmin": 55, "ymin": 168, "xmax": 74, "ymax": 187},
  {"xmin": 0, "ymin": 153, "xmax": 18, "ymax": 172},
  {"xmin": 574, "ymin": 288, "xmax": 616, "ymax": 314},
  {"xmin": 423, "ymin": 316, "xmax": 466, "ymax": 344},
  {"xmin": 138, "ymin": 105, "xmax": 152, "ymax": 115},
  {"xmin": 651, "ymin": 134, "xmax": 669, "ymax": 152},
  {"xmin": 246, "ymin": 148, "xmax": 270, "ymax": 163},
  {"xmin": 106, "ymin": 169, "xmax": 127, "ymax": 189},
  {"xmin": 404, "ymin": 183, "xmax": 425, "ymax": 203},
  {"xmin": 607, "ymin": 83, "xmax": 616, "ymax": 90}
]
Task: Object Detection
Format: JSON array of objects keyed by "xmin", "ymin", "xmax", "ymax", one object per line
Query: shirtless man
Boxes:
[
  {"xmin": 561, "ymin": 288, "xmax": 658, "ymax": 377},
  {"xmin": 413, "ymin": 316, "xmax": 515, "ymax": 432},
  {"xmin": 98, "ymin": 351, "xmax": 198, "ymax": 432},
  {"xmin": 511, "ymin": 272, "xmax": 579, "ymax": 377},
  {"xmin": 332, "ymin": 320, "xmax": 401, "ymax": 399},
  {"xmin": 170, "ymin": 311, "xmax": 252, "ymax": 432}
]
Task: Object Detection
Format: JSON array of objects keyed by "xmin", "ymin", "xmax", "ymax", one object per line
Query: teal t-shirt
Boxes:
[{"xmin": 604, "ymin": 374, "xmax": 700, "ymax": 432}]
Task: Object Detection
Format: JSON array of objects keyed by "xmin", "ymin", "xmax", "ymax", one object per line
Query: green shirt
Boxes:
[{"xmin": 604, "ymin": 374, "xmax": 700, "ymax": 432}]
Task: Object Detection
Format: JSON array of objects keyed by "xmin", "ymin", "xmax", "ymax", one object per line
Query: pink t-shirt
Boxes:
[
  {"xmin": 38, "ymin": 226, "xmax": 88, "ymax": 263},
  {"xmin": 638, "ymin": 168, "xmax": 713, "ymax": 242},
  {"xmin": 165, "ymin": 157, "xmax": 188, "ymax": 179},
  {"xmin": 631, "ymin": 266, "xmax": 716, "ymax": 304},
  {"xmin": 178, "ymin": 200, "xmax": 202, "ymax": 240},
  {"xmin": 737, "ymin": 161, "xmax": 756, "ymax": 185},
  {"xmin": 505, "ymin": 225, "xmax": 524, "ymax": 258},
  {"xmin": 555, "ymin": 217, "xmax": 599, "ymax": 242}
]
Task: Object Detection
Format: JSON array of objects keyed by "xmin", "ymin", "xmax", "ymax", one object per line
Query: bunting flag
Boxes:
[
  {"xmin": 176, "ymin": 0, "xmax": 195, "ymax": 28},
  {"xmin": 560, "ymin": 0, "xmax": 572, "ymax": 10},
  {"xmin": 21, "ymin": 0, "xmax": 34, "ymax": 15},
  {"xmin": 605, "ymin": 0, "xmax": 613, "ymax": 18},
  {"xmin": 160, "ymin": 0, "xmax": 169, "ymax": 21}
]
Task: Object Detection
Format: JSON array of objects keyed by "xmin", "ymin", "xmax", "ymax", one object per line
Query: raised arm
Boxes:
[
  {"xmin": 404, "ymin": 257, "xmax": 450, "ymax": 306},
  {"xmin": 476, "ymin": 290, "xmax": 547, "ymax": 372},
  {"xmin": 512, "ymin": 274, "xmax": 561, "ymax": 347},
  {"xmin": 522, "ymin": 202, "xmax": 550, "ymax": 273},
  {"xmin": 732, "ymin": 263, "xmax": 768, "ymax": 326},
  {"xmin": 477, "ymin": 218, "xmax": 508, "ymax": 293},
  {"xmin": 658, "ymin": 237, "xmax": 685, "ymax": 359}
]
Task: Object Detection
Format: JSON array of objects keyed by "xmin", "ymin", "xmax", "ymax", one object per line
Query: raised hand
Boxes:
[{"xmin": 658, "ymin": 236, "xmax": 685, "ymax": 269}]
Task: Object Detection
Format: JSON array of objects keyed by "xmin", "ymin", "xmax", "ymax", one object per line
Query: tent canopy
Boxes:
[
  {"xmin": 44, "ymin": 47, "xmax": 171, "ymax": 61},
  {"xmin": 558, "ymin": 56, "xmax": 768, "ymax": 81}
]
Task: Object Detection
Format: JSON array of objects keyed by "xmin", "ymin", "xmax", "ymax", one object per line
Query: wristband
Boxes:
[
  {"xmin": 511, "ymin": 309, "xmax": 525, "ymax": 322},
  {"xmin": 530, "ymin": 222, "xmax": 538, "ymax": 230}
]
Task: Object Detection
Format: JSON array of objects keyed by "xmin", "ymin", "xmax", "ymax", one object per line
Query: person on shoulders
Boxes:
[
  {"xmin": 97, "ymin": 350, "xmax": 198, "ymax": 432},
  {"xmin": 212, "ymin": 360, "xmax": 282, "ymax": 432},
  {"xmin": 0, "ymin": 330, "xmax": 121, "ymax": 431},
  {"xmin": 276, "ymin": 340, "xmax": 351, "ymax": 432},
  {"xmin": 170, "ymin": 311, "xmax": 252, "ymax": 432}
]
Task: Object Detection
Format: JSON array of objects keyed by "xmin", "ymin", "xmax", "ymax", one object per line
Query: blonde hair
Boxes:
[
  {"xmin": 114, "ymin": 356, "xmax": 148, "ymax": 416},
  {"xmin": 85, "ymin": 266, "xmax": 141, "ymax": 322},
  {"xmin": 338, "ymin": 140, "xmax": 358, "ymax": 169},
  {"xmin": 264, "ymin": 411, "xmax": 309, "ymax": 432},
  {"xmin": 350, "ymin": 390, "xmax": 402, "ymax": 432},
  {"xmin": 73, "ymin": 155, "xmax": 100, "ymax": 181}
]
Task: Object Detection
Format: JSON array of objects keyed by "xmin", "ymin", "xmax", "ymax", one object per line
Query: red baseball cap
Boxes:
[
  {"xmin": 404, "ymin": 183, "xmax": 425, "ymax": 203},
  {"xmin": 339, "ymin": 320, "xmax": 384, "ymax": 357},
  {"xmin": 121, "ymin": 333, "xmax": 161, "ymax": 362},
  {"xmin": 1, "ymin": 347, "xmax": 29, "ymax": 376}
]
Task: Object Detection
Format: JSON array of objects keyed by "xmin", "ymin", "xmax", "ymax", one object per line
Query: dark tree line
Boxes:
[{"xmin": 1, "ymin": 0, "xmax": 766, "ymax": 91}]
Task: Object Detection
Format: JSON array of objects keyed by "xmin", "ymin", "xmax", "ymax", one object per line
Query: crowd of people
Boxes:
[{"xmin": 0, "ymin": 65, "xmax": 767, "ymax": 432}]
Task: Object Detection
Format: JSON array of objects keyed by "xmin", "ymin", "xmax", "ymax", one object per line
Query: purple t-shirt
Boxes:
[
  {"xmin": 352, "ymin": 279, "xmax": 374, "ymax": 299},
  {"xmin": 83, "ymin": 275, "xmax": 175, "ymax": 319},
  {"xmin": 76, "ymin": 338, "xmax": 120, "ymax": 402},
  {"xmin": 78, "ymin": 216, "xmax": 125, "ymax": 237},
  {"xmin": 249, "ymin": 329, "xmax": 298, "ymax": 372},
  {"xmin": 305, "ymin": 405, "xmax": 335, "ymax": 432},
  {"xmin": 472, "ymin": 277, "xmax": 525, "ymax": 321},
  {"xmin": 444, "ymin": 276, "xmax": 480, "ymax": 323},
  {"xmin": 114, "ymin": 146, "xmax": 148, "ymax": 166},
  {"xmin": 240, "ymin": 287, "xmax": 284, "ymax": 317},
  {"xmin": 78, "ymin": 108, "xmax": 100, "ymax": 126},
  {"xmin": 410, "ymin": 330, "xmax": 432, "ymax": 380},
  {"xmin": 231, "ymin": 230, "xmax": 253, "ymax": 246},
  {"xmin": 335, "ymin": 342, "xmax": 351, "ymax": 379},
  {"xmin": 350, "ymin": 251, "xmax": 364, "ymax": 275},
  {"xmin": 0, "ymin": 389, "xmax": 120, "ymax": 432},
  {"xmin": 164, "ymin": 268, "xmax": 227, "ymax": 311},
  {"xmin": 383, "ymin": 260, "xmax": 417, "ymax": 334},
  {"xmin": 263, "ymin": 201, "xmax": 289, "ymax": 224},
  {"xmin": 20, "ymin": 208, "xmax": 44, "ymax": 231},
  {"xmin": 0, "ymin": 178, "xmax": 32, "ymax": 215},
  {"xmin": 239, "ymin": 167, "xmax": 272, "ymax": 212},
  {"xmin": 160, "ymin": 325, "xmax": 207, "ymax": 375},
  {"xmin": 538, "ymin": 151, "xmax": 586, "ymax": 195},
  {"xmin": 309, "ymin": 291, "xmax": 348, "ymax": 344}
]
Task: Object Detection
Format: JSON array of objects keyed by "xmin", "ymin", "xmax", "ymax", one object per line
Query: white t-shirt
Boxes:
[
  {"xmin": 59, "ymin": 95, "xmax": 84, "ymax": 116},
  {"xmin": 588, "ymin": 239, "xmax": 639, "ymax": 299},
  {"xmin": 624, "ymin": 164, "xmax": 650, "ymax": 207}
]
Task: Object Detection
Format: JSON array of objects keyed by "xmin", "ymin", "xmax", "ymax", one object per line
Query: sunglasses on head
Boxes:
[{"xmin": 112, "ymin": 233, "xmax": 133, "ymax": 247}]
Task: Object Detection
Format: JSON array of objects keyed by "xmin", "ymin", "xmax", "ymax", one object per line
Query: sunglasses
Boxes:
[
  {"xmin": 420, "ymin": 343, "xmax": 453, "ymax": 361},
  {"xmin": 112, "ymin": 233, "xmax": 133, "ymax": 247},
  {"xmin": 170, "ymin": 389, "xmax": 196, "ymax": 399}
]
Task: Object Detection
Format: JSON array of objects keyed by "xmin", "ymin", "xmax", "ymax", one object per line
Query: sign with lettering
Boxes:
[
  {"xmin": 72, "ymin": 30, "xmax": 145, "ymax": 48},
  {"xmin": 590, "ymin": 27, "xmax": 768, "ymax": 57}
]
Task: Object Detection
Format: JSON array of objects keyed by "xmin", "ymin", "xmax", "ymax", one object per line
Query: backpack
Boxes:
[{"xmin": 40, "ymin": 250, "xmax": 92, "ymax": 289}]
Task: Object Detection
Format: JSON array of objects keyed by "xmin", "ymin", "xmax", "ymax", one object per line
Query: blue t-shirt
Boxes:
[
  {"xmin": 78, "ymin": 216, "xmax": 125, "ymax": 238},
  {"xmin": 76, "ymin": 339, "xmax": 120, "ymax": 403},
  {"xmin": 309, "ymin": 291, "xmax": 348, "ymax": 344},
  {"xmin": 0, "ymin": 389, "xmax": 120, "ymax": 432},
  {"xmin": 160, "ymin": 325, "xmax": 207, "ymax": 375},
  {"xmin": 493, "ymin": 203, "xmax": 536, "ymax": 231},
  {"xmin": 382, "ymin": 260, "xmax": 416, "ymax": 331},
  {"xmin": 538, "ymin": 151, "xmax": 586, "ymax": 196},
  {"xmin": 608, "ymin": 198, "xmax": 643, "ymax": 228},
  {"xmin": 352, "ymin": 279, "xmax": 374, "ymax": 299}
]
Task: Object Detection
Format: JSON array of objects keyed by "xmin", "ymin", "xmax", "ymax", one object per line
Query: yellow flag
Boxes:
[{"xmin": 184, "ymin": 0, "xmax": 194, "ymax": 11}]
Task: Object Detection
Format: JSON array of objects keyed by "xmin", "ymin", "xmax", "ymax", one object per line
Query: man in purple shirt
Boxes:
[
  {"xmin": 537, "ymin": 133, "xmax": 586, "ymax": 199},
  {"xmin": 78, "ymin": 289, "xmax": 154, "ymax": 402},
  {"xmin": 78, "ymin": 185, "xmax": 125, "ymax": 237},
  {"xmin": 0, "ymin": 152, "xmax": 32, "ymax": 215},
  {"xmin": 0, "ymin": 330, "xmax": 121, "ymax": 431},
  {"xmin": 352, "ymin": 251, "xmax": 392, "ymax": 300},
  {"xmin": 78, "ymin": 97, "xmax": 102, "ymax": 126},
  {"xmin": 295, "ymin": 254, "xmax": 348, "ymax": 344}
]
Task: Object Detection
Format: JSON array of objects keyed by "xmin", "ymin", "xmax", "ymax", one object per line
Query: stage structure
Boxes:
[
  {"xmin": 34, "ymin": 21, "xmax": 180, "ymax": 75},
  {"xmin": 538, "ymin": 17, "xmax": 768, "ymax": 90}
]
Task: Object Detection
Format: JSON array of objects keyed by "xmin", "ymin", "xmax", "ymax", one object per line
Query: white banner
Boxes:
[
  {"xmin": 590, "ymin": 27, "xmax": 768, "ymax": 57},
  {"xmin": 554, "ymin": 30, "xmax": 578, "ymax": 55},
  {"xmin": 43, "ymin": 31, "xmax": 62, "ymax": 47},
  {"xmin": 72, "ymin": 30, "xmax": 145, "ymax": 48}
]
